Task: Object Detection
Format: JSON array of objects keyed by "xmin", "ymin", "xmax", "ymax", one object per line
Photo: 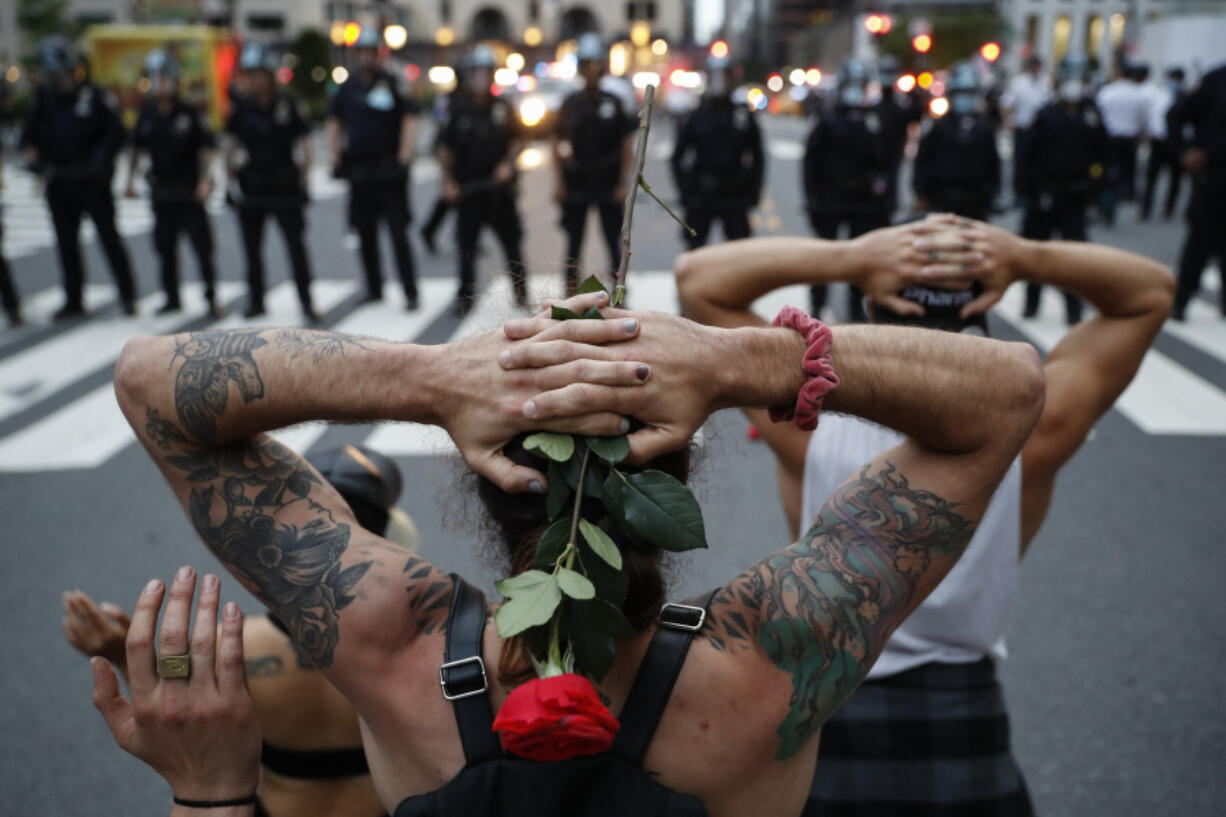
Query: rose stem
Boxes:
[
  {"xmin": 614, "ymin": 84, "xmax": 655, "ymax": 308},
  {"xmin": 565, "ymin": 448, "xmax": 592, "ymax": 570}
]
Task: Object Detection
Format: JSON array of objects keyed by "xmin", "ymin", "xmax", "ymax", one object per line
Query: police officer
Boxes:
[
  {"xmin": 224, "ymin": 43, "xmax": 316, "ymax": 320},
  {"xmin": 1016, "ymin": 55, "xmax": 1107, "ymax": 323},
  {"xmin": 20, "ymin": 36, "xmax": 136, "ymax": 320},
  {"xmin": 436, "ymin": 45, "xmax": 528, "ymax": 315},
  {"xmin": 670, "ymin": 52, "xmax": 764, "ymax": 249},
  {"xmin": 913, "ymin": 63, "xmax": 1001, "ymax": 220},
  {"xmin": 1140, "ymin": 66, "xmax": 1187, "ymax": 222},
  {"xmin": 553, "ymin": 33, "xmax": 636, "ymax": 294},
  {"xmin": 125, "ymin": 50, "xmax": 221, "ymax": 317},
  {"xmin": 418, "ymin": 73, "xmax": 461, "ymax": 255},
  {"xmin": 328, "ymin": 28, "xmax": 421, "ymax": 310},
  {"xmin": 802, "ymin": 59, "xmax": 892, "ymax": 320},
  {"xmin": 1169, "ymin": 61, "xmax": 1226, "ymax": 321}
]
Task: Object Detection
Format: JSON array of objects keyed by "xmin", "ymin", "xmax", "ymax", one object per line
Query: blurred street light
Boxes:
[
  {"xmin": 384, "ymin": 25, "xmax": 408, "ymax": 49},
  {"xmin": 980, "ymin": 41, "xmax": 1001, "ymax": 62},
  {"xmin": 788, "ymin": 68, "xmax": 805, "ymax": 86},
  {"xmin": 917, "ymin": 71, "xmax": 934, "ymax": 89},
  {"xmin": 332, "ymin": 66, "xmax": 349, "ymax": 84},
  {"xmin": 767, "ymin": 73, "xmax": 783, "ymax": 92},
  {"xmin": 864, "ymin": 14, "xmax": 892, "ymax": 35},
  {"xmin": 436, "ymin": 26, "xmax": 455, "ymax": 46},
  {"xmin": 428, "ymin": 65, "xmax": 456, "ymax": 85},
  {"xmin": 929, "ymin": 96, "xmax": 949, "ymax": 117},
  {"xmin": 805, "ymin": 68, "xmax": 822, "ymax": 85},
  {"xmin": 912, "ymin": 33, "xmax": 933, "ymax": 53},
  {"xmin": 710, "ymin": 40, "xmax": 729, "ymax": 59},
  {"xmin": 630, "ymin": 21, "xmax": 651, "ymax": 48},
  {"xmin": 329, "ymin": 22, "xmax": 346, "ymax": 46},
  {"xmin": 632, "ymin": 71, "xmax": 661, "ymax": 89},
  {"xmin": 610, "ymin": 42, "xmax": 630, "ymax": 76},
  {"xmin": 507, "ymin": 52, "xmax": 525, "ymax": 72},
  {"xmin": 343, "ymin": 22, "xmax": 361, "ymax": 46},
  {"xmin": 651, "ymin": 38, "xmax": 669, "ymax": 56},
  {"xmin": 524, "ymin": 26, "xmax": 543, "ymax": 47},
  {"xmin": 896, "ymin": 74, "xmax": 916, "ymax": 92}
]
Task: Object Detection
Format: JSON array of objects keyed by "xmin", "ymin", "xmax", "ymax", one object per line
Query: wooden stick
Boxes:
[{"xmin": 613, "ymin": 84, "xmax": 655, "ymax": 307}]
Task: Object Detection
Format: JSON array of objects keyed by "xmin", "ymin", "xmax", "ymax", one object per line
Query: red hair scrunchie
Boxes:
[{"xmin": 768, "ymin": 306, "xmax": 839, "ymax": 431}]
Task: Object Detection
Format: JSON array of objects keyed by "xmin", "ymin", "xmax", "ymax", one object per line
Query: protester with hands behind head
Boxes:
[
  {"xmin": 88, "ymin": 567, "xmax": 261, "ymax": 816},
  {"xmin": 113, "ymin": 271, "xmax": 1044, "ymax": 816},
  {"xmin": 675, "ymin": 214, "xmax": 1173, "ymax": 816}
]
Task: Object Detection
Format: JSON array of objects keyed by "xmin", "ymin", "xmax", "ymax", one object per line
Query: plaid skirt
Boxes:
[{"xmin": 804, "ymin": 658, "xmax": 1034, "ymax": 817}]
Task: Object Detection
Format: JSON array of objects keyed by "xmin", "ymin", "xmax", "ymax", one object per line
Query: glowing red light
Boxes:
[{"xmin": 404, "ymin": 63, "xmax": 420, "ymax": 80}]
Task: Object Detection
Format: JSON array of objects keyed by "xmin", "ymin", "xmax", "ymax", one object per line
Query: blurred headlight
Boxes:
[{"xmin": 521, "ymin": 97, "xmax": 547, "ymax": 127}]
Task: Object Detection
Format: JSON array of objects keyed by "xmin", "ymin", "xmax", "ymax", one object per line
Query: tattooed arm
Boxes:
[
  {"xmin": 113, "ymin": 313, "xmax": 647, "ymax": 698},
  {"xmin": 703, "ymin": 324, "xmax": 1046, "ymax": 759}
]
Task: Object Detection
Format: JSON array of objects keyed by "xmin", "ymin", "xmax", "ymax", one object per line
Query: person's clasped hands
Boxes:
[
  {"xmin": 854, "ymin": 213, "xmax": 1024, "ymax": 320},
  {"xmin": 439, "ymin": 289, "xmax": 745, "ymax": 496},
  {"xmin": 89, "ymin": 567, "xmax": 261, "ymax": 809}
]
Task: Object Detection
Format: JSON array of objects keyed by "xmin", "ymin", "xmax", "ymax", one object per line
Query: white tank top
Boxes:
[{"xmin": 800, "ymin": 413, "xmax": 1023, "ymax": 679}]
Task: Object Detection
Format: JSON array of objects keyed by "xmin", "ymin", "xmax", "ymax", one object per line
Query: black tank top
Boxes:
[{"xmin": 394, "ymin": 576, "xmax": 713, "ymax": 817}]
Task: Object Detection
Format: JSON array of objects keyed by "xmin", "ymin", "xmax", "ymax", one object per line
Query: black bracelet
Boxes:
[{"xmin": 173, "ymin": 794, "xmax": 257, "ymax": 809}]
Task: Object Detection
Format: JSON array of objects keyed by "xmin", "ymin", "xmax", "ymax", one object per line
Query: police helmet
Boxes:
[
  {"xmin": 948, "ymin": 63, "xmax": 980, "ymax": 95},
  {"xmin": 144, "ymin": 49, "xmax": 182, "ymax": 80},
  {"xmin": 240, "ymin": 42, "xmax": 279, "ymax": 74},
  {"xmin": 576, "ymin": 32, "xmax": 604, "ymax": 63},
  {"xmin": 306, "ymin": 445, "xmax": 403, "ymax": 537},
  {"xmin": 38, "ymin": 36, "xmax": 76, "ymax": 76},
  {"xmin": 467, "ymin": 44, "xmax": 497, "ymax": 70},
  {"xmin": 354, "ymin": 26, "xmax": 380, "ymax": 50},
  {"xmin": 838, "ymin": 58, "xmax": 871, "ymax": 90},
  {"xmin": 877, "ymin": 55, "xmax": 901, "ymax": 84},
  {"xmin": 1056, "ymin": 54, "xmax": 1090, "ymax": 83}
]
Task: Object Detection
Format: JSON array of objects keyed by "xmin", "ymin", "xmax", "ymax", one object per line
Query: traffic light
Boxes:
[
  {"xmin": 912, "ymin": 33, "xmax": 932, "ymax": 53},
  {"xmin": 709, "ymin": 39, "xmax": 729, "ymax": 59},
  {"xmin": 980, "ymin": 41, "xmax": 1001, "ymax": 62}
]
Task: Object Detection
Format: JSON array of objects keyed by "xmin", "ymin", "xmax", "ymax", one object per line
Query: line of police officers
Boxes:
[{"xmin": 7, "ymin": 34, "xmax": 1225, "ymax": 330}]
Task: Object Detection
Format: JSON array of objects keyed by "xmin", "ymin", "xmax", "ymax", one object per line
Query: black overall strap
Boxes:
[
  {"xmin": 610, "ymin": 591, "xmax": 718, "ymax": 764},
  {"xmin": 439, "ymin": 574, "xmax": 502, "ymax": 765}
]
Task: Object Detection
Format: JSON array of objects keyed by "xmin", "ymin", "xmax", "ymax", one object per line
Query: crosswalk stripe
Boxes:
[
  {"xmin": 993, "ymin": 283, "xmax": 1226, "ymax": 435},
  {"xmin": 0, "ymin": 281, "xmax": 244, "ymax": 425},
  {"xmin": 3, "ymin": 266, "xmax": 1226, "ymax": 472},
  {"xmin": 0, "ymin": 279, "xmax": 356, "ymax": 472},
  {"xmin": 267, "ymin": 277, "xmax": 456, "ymax": 455}
]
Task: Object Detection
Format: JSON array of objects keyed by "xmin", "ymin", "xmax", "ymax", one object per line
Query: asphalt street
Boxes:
[{"xmin": 1, "ymin": 114, "xmax": 1223, "ymax": 816}]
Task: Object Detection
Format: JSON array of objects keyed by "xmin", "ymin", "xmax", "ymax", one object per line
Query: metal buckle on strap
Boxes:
[
  {"xmin": 658, "ymin": 602, "xmax": 706, "ymax": 632},
  {"xmin": 439, "ymin": 655, "xmax": 488, "ymax": 701}
]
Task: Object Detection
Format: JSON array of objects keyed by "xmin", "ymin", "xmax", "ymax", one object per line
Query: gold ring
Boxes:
[{"xmin": 157, "ymin": 653, "xmax": 191, "ymax": 680}]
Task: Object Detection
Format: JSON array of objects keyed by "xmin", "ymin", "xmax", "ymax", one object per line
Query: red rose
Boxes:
[{"xmin": 492, "ymin": 673, "xmax": 620, "ymax": 761}]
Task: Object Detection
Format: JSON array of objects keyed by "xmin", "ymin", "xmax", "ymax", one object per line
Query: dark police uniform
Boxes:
[
  {"xmin": 133, "ymin": 98, "xmax": 218, "ymax": 311},
  {"xmin": 20, "ymin": 81, "xmax": 136, "ymax": 315},
  {"xmin": 329, "ymin": 69, "xmax": 421, "ymax": 304},
  {"xmin": 877, "ymin": 87, "xmax": 922, "ymax": 217},
  {"xmin": 555, "ymin": 87, "xmax": 635, "ymax": 290},
  {"xmin": 438, "ymin": 92, "xmax": 528, "ymax": 308},
  {"xmin": 1170, "ymin": 64, "xmax": 1226, "ymax": 319},
  {"xmin": 1015, "ymin": 98, "xmax": 1108, "ymax": 323},
  {"xmin": 419, "ymin": 90, "xmax": 457, "ymax": 253},
  {"xmin": 670, "ymin": 94, "xmax": 764, "ymax": 249},
  {"xmin": 225, "ymin": 91, "xmax": 314, "ymax": 316},
  {"xmin": 913, "ymin": 111, "xmax": 1001, "ymax": 220},
  {"xmin": 803, "ymin": 102, "xmax": 892, "ymax": 320}
]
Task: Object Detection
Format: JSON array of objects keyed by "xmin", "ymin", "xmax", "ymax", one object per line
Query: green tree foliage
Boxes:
[
  {"xmin": 17, "ymin": 0, "xmax": 76, "ymax": 42},
  {"xmin": 875, "ymin": 11, "xmax": 1004, "ymax": 72}
]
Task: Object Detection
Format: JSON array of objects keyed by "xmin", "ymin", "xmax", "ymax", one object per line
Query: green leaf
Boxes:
[
  {"xmin": 532, "ymin": 519, "xmax": 572, "ymax": 570},
  {"xmin": 550, "ymin": 305, "xmax": 581, "ymax": 320},
  {"xmin": 495, "ymin": 576, "xmax": 562, "ymax": 638},
  {"xmin": 495, "ymin": 569, "xmax": 553, "ymax": 598},
  {"xmin": 563, "ymin": 598, "xmax": 635, "ymax": 680},
  {"xmin": 602, "ymin": 469, "xmax": 635, "ymax": 543},
  {"xmin": 523, "ymin": 432, "xmax": 575, "ymax": 463},
  {"xmin": 545, "ymin": 461, "xmax": 570, "ymax": 520},
  {"xmin": 557, "ymin": 567, "xmax": 596, "ymax": 600},
  {"xmin": 576, "ymin": 274, "xmax": 609, "ymax": 295},
  {"xmin": 584, "ymin": 434, "xmax": 630, "ymax": 464},
  {"xmin": 561, "ymin": 445, "xmax": 584, "ymax": 488},
  {"xmin": 579, "ymin": 306, "xmax": 604, "ymax": 319},
  {"xmin": 618, "ymin": 470, "xmax": 708, "ymax": 552},
  {"xmin": 579, "ymin": 519, "xmax": 623, "ymax": 570},
  {"xmin": 576, "ymin": 537, "xmax": 627, "ymax": 606}
]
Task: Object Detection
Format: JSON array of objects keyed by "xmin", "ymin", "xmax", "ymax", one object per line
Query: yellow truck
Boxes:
[{"xmin": 84, "ymin": 24, "xmax": 238, "ymax": 129}]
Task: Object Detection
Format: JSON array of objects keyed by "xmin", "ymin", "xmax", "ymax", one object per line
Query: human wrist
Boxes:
[
  {"xmin": 170, "ymin": 803, "xmax": 254, "ymax": 817},
  {"xmin": 398, "ymin": 342, "xmax": 449, "ymax": 426},
  {"xmin": 713, "ymin": 326, "xmax": 806, "ymax": 410}
]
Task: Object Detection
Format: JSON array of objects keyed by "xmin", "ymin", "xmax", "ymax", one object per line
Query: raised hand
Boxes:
[
  {"xmin": 63, "ymin": 590, "xmax": 130, "ymax": 668},
  {"xmin": 90, "ymin": 567, "xmax": 261, "ymax": 805},
  {"xmin": 906, "ymin": 214, "xmax": 1024, "ymax": 317}
]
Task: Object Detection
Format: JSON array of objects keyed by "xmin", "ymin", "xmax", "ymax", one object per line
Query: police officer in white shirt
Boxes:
[
  {"xmin": 1141, "ymin": 66, "xmax": 1186, "ymax": 221},
  {"xmin": 1097, "ymin": 62, "xmax": 1151, "ymax": 221}
]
